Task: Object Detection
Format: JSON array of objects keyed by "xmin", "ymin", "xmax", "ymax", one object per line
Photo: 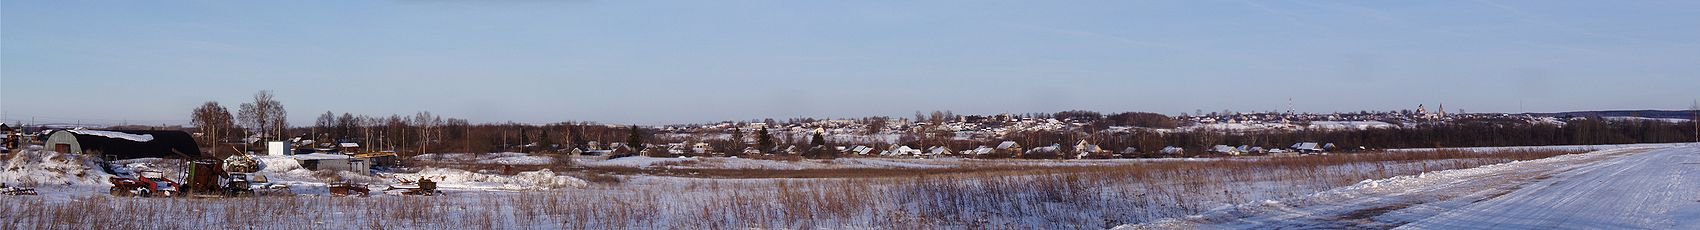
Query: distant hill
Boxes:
[{"xmin": 1524, "ymin": 110, "xmax": 1698, "ymax": 120}]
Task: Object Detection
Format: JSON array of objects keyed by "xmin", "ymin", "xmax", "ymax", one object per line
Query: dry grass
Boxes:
[{"xmin": 1, "ymin": 149, "xmax": 1583, "ymax": 229}]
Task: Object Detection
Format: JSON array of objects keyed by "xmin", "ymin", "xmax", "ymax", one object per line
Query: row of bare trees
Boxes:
[
  {"xmin": 192, "ymin": 91, "xmax": 287, "ymax": 155},
  {"xmin": 192, "ymin": 91, "xmax": 1697, "ymax": 158}
]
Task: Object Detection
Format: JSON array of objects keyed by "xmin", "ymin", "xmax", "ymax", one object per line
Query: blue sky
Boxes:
[{"xmin": 3, "ymin": 0, "xmax": 1697, "ymax": 125}]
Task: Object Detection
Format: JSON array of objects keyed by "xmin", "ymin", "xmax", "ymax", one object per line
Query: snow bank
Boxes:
[
  {"xmin": 584, "ymin": 156, "xmax": 698, "ymax": 168},
  {"xmin": 479, "ymin": 155, "xmax": 555, "ymax": 165},
  {"xmin": 66, "ymin": 129, "xmax": 154, "ymax": 142},
  {"xmin": 253, "ymin": 155, "xmax": 333, "ymax": 185},
  {"xmin": 402, "ymin": 168, "xmax": 587, "ymax": 191},
  {"xmin": 0, "ymin": 150, "xmax": 113, "ymax": 187},
  {"xmin": 832, "ymin": 158, "xmax": 951, "ymax": 169},
  {"xmin": 414, "ymin": 152, "xmax": 557, "ymax": 165}
]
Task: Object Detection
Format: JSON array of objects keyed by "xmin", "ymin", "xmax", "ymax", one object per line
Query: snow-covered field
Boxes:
[
  {"xmin": 5, "ymin": 143, "xmax": 1694, "ymax": 229},
  {"xmin": 577, "ymin": 155, "xmax": 1214, "ymax": 170},
  {"xmin": 1121, "ymin": 143, "xmax": 1700, "ymax": 229},
  {"xmin": 1389, "ymin": 142, "xmax": 1688, "ymax": 153},
  {"xmin": 414, "ymin": 152, "xmax": 560, "ymax": 165}
]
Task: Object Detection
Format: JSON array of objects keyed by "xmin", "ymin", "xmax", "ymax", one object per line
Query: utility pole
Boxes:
[
  {"xmin": 1287, "ymin": 97, "xmax": 1294, "ymax": 115},
  {"xmin": 1692, "ymin": 99, "xmax": 1698, "ymax": 144}
]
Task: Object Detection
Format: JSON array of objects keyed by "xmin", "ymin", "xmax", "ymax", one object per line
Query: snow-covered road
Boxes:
[
  {"xmin": 1123, "ymin": 144, "xmax": 1700, "ymax": 229},
  {"xmin": 1400, "ymin": 145, "xmax": 1700, "ymax": 229}
]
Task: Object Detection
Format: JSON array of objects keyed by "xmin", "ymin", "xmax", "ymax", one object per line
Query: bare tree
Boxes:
[
  {"xmin": 237, "ymin": 90, "xmax": 288, "ymax": 141},
  {"xmin": 335, "ymin": 113, "xmax": 357, "ymax": 142},
  {"xmin": 413, "ymin": 111, "xmax": 440, "ymax": 154},
  {"xmin": 314, "ymin": 111, "xmax": 335, "ymax": 142},
  {"xmin": 191, "ymin": 101, "xmax": 237, "ymax": 155}
]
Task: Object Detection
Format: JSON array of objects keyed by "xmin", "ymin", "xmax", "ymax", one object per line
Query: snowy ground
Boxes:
[
  {"xmin": 8, "ymin": 143, "xmax": 1694, "ymax": 229},
  {"xmin": 576, "ymin": 155, "xmax": 1217, "ymax": 170},
  {"xmin": 1121, "ymin": 143, "xmax": 1700, "ymax": 229},
  {"xmin": 1389, "ymin": 142, "xmax": 1688, "ymax": 153}
]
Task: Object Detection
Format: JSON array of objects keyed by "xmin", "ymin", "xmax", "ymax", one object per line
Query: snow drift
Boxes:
[
  {"xmin": 0, "ymin": 149, "xmax": 113, "ymax": 187},
  {"xmin": 405, "ymin": 168, "xmax": 587, "ymax": 191}
]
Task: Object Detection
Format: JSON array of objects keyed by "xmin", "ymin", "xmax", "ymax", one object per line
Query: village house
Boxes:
[
  {"xmin": 1210, "ymin": 145, "xmax": 1242, "ymax": 155},
  {"xmin": 885, "ymin": 146, "xmax": 921, "ymax": 156},
  {"xmin": 1025, "ymin": 144, "xmax": 1060, "ymax": 157},
  {"xmin": 926, "ymin": 146, "xmax": 952, "ymax": 157},
  {"xmin": 846, "ymin": 146, "xmax": 875, "ymax": 155},
  {"xmin": 691, "ymin": 142, "xmax": 712, "ymax": 154},
  {"xmin": 1, "ymin": 123, "xmax": 17, "ymax": 152},
  {"xmin": 1073, "ymin": 140, "xmax": 1109, "ymax": 159},
  {"xmin": 995, "ymin": 141, "xmax": 1023, "ymax": 155},
  {"xmin": 1291, "ymin": 142, "xmax": 1325, "ymax": 153},
  {"xmin": 1161, "ymin": 146, "xmax": 1185, "ymax": 155}
]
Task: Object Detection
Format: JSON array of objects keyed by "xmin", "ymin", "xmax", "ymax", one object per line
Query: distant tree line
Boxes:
[{"xmin": 188, "ymin": 91, "xmax": 1696, "ymax": 159}]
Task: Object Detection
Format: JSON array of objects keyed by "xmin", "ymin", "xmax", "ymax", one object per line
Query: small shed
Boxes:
[
  {"xmin": 338, "ymin": 142, "xmax": 362, "ymax": 153},
  {"xmin": 292, "ymin": 153, "xmax": 369, "ymax": 174},
  {"xmin": 44, "ymin": 129, "xmax": 205, "ymax": 160}
]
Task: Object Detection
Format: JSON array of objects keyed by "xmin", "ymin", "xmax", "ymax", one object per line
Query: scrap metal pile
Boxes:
[
  {"xmin": 109, "ymin": 171, "xmax": 179, "ymax": 197},
  {"xmin": 384, "ymin": 177, "xmax": 441, "ymax": 196}
]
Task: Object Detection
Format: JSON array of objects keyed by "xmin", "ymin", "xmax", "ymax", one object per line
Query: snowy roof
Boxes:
[
  {"xmin": 1082, "ymin": 144, "xmax": 1103, "ymax": 152},
  {"xmin": 1292, "ymin": 142, "xmax": 1321, "ymax": 150},
  {"xmin": 291, "ymin": 153, "xmax": 352, "ymax": 161},
  {"xmin": 339, "ymin": 143, "xmax": 360, "ymax": 148},
  {"xmin": 996, "ymin": 141, "xmax": 1019, "ymax": 149},
  {"xmin": 67, "ymin": 129, "xmax": 154, "ymax": 142},
  {"xmin": 1028, "ymin": 144, "xmax": 1060, "ymax": 153}
]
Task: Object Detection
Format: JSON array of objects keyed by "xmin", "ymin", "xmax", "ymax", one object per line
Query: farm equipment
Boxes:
[
  {"xmin": 185, "ymin": 155, "xmax": 287, "ymax": 197},
  {"xmin": 110, "ymin": 171, "xmax": 179, "ymax": 197},
  {"xmin": 329, "ymin": 181, "xmax": 370, "ymax": 197},
  {"xmin": 384, "ymin": 178, "xmax": 441, "ymax": 196},
  {"xmin": 220, "ymin": 172, "xmax": 255, "ymax": 196},
  {"xmin": 183, "ymin": 159, "xmax": 226, "ymax": 197},
  {"xmin": 246, "ymin": 173, "xmax": 289, "ymax": 195},
  {"xmin": 1, "ymin": 183, "xmax": 37, "ymax": 196}
]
